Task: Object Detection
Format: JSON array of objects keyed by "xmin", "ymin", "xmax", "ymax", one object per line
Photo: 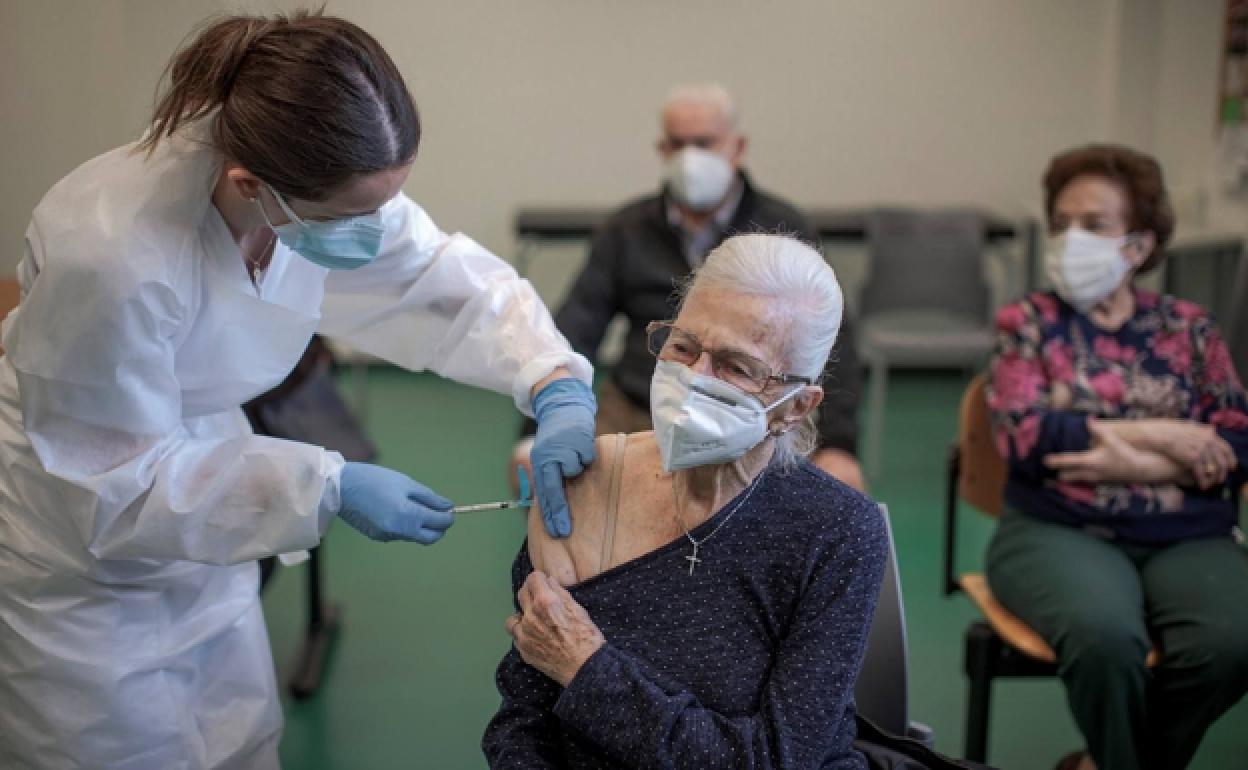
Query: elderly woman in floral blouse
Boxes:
[{"xmin": 987, "ymin": 144, "xmax": 1248, "ymax": 770}]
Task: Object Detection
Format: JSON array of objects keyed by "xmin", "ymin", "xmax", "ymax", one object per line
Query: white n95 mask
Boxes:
[
  {"xmin": 650, "ymin": 359, "xmax": 801, "ymax": 472},
  {"xmin": 664, "ymin": 147, "xmax": 735, "ymax": 212},
  {"xmin": 1044, "ymin": 227, "xmax": 1135, "ymax": 312}
]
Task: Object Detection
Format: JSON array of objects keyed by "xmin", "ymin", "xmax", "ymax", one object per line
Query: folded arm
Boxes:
[
  {"xmin": 1089, "ymin": 320, "xmax": 1248, "ymax": 488},
  {"xmin": 1044, "ymin": 419, "xmax": 1194, "ymax": 485}
]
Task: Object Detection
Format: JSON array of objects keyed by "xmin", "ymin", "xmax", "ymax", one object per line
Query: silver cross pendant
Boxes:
[{"xmin": 685, "ymin": 543, "xmax": 702, "ymax": 575}]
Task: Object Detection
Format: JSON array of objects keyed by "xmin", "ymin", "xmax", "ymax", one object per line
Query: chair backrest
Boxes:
[
  {"xmin": 855, "ymin": 504, "xmax": 909, "ymax": 736},
  {"xmin": 1228, "ymin": 250, "xmax": 1248, "ymax": 383},
  {"xmin": 957, "ymin": 373, "xmax": 1006, "ymax": 517},
  {"xmin": 860, "ymin": 207, "xmax": 990, "ymax": 321}
]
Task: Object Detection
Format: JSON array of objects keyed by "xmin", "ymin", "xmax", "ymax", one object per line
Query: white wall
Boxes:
[
  {"xmin": 0, "ymin": 0, "xmax": 1233, "ymax": 287},
  {"xmin": 1150, "ymin": 0, "xmax": 1241, "ymax": 226},
  {"xmin": 0, "ymin": 0, "xmax": 217, "ymax": 272}
]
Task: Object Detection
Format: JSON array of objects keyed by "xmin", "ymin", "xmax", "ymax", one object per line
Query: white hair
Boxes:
[
  {"xmin": 661, "ymin": 83, "xmax": 740, "ymax": 130},
  {"xmin": 681, "ymin": 234, "xmax": 844, "ymax": 470}
]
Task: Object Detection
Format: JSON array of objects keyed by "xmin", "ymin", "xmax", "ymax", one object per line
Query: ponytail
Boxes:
[
  {"xmin": 139, "ymin": 10, "xmax": 420, "ymax": 202},
  {"xmin": 139, "ymin": 17, "xmax": 271, "ymax": 155}
]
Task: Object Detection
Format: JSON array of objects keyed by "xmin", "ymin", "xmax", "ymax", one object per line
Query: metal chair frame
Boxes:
[{"xmin": 942, "ymin": 405, "xmax": 1059, "ymax": 762}]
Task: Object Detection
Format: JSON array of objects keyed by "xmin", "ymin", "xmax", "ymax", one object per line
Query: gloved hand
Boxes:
[
  {"xmin": 337, "ymin": 462, "xmax": 454, "ymax": 544},
  {"xmin": 530, "ymin": 378, "xmax": 597, "ymax": 538}
]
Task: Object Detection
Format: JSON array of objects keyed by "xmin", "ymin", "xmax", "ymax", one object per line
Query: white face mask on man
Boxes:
[
  {"xmin": 1044, "ymin": 227, "xmax": 1140, "ymax": 312},
  {"xmin": 650, "ymin": 360, "xmax": 801, "ymax": 472},
  {"xmin": 664, "ymin": 147, "xmax": 735, "ymax": 212}
]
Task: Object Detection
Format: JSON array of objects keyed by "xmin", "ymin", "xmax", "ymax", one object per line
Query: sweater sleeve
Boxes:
[
  {"xmin": 482, "ymin": 548, "xmax": 567, "ymax": 769},
  {"xmin": 6, "ymin": 227, "xmax": 340, "ymax": 565},
  {"xmin": 553, "ymin": 223, "xmax": 623, "ymax": 363},
  {"xmin": 1192, "ymin": 316, "xmax": 1248, "ymax": 478},
  {"xmin": 550, "ymin": 500, "xmax": 887, "ymax": 770},
  {"xmin": 814, "ymin": 310, "xmax": 861, "ymax": 454},
  {"xmin": 320, "ymin": 194, "xmax": 591, "ymax": 416},
  {"xmin": 483, "ymin": 648, "xmax": 567, "ymax": 769},
  {"xmin": 987, "ymin": 296, "xmax": 1090, "ymax": 480}
]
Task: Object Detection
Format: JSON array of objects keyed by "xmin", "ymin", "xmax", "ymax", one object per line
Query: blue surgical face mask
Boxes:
[{"xmin": 255, "ymin": 183, "xmax": 385, "ymax": 270}]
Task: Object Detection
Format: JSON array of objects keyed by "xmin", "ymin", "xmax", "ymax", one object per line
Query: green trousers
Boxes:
[{"xmin": 986, "ymin": 509, "xmax": 1248, "ymax": 770}]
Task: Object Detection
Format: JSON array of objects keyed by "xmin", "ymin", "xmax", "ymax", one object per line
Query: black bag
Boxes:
[
  {"xmin": 243, "ymin": 337, "xmax": 376, "ymax": 463},
  {"xmin": 243, "ymin": 337, "xmax": 375, "ymax": 590},
  {"xmin": 854, "ymin": 715, "xmax": 995, "ymax": 770}
]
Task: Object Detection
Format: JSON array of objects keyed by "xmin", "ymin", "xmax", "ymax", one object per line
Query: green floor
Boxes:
[{"xmin": 262, "ymin": 369, "xmax": 1247, "ymax": 769}]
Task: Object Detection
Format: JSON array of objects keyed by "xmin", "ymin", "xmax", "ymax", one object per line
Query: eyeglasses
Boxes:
[{"xmin": 645, "ymin": 321, "xmax": 812, "ymax": 395}]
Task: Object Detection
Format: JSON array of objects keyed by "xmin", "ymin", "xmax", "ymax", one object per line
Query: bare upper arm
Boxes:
[{"xmin": 526, "ymin": 434, "xmax": 618, "ymax": 586}]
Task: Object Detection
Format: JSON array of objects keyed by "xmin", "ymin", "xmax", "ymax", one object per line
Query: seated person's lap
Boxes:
[{"xmin": 987, "ymin": 508, "xmax": 1248, "ymax": 658}]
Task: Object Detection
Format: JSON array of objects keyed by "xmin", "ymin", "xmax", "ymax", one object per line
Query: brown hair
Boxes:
[
  {"xmin": 1042, "ymin": 143, "xmax": 1175, "ymax": 273},
  {"xmin": 139, "ymin": 10, "xmax": 419, "ymax": 201}
]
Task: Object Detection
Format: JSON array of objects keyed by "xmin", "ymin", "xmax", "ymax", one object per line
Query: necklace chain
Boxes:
[
  {"xmin": 674, "ymin": 471, "xmax": 764, "ymax": 575},
  {"xmin": 246, "ymin": 230, "xmax": 276, "ymax": 284}
]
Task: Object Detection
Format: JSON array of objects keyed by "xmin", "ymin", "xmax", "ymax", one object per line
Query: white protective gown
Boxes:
[{"xmin": 0, "ymin": 124, "xmax": 590, "ymax": 769}]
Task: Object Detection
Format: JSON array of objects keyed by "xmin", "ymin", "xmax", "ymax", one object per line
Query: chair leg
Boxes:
[
  {"xmin": 964, "ymin": 622, "xmax": 997, "ymax": 762},
  {"xmin": 288, "ymin": 545, "xmax": 343, "ymax": 700},
  {"xmin": 865, "ymin": 355, "xmax": 887, "ymax": 479}
]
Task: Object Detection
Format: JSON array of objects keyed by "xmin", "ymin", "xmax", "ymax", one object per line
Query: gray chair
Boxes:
[
  {"xmin": 860, "ymin": 209, "xmax": 996, "ymax": 478},
  {"xmin": 1227, "ymin": 248, "xmax": 1248, "ymax": 382},
  {"xmin": 855, "ymin": 504, "xmax": 933, "ymax": 745}
]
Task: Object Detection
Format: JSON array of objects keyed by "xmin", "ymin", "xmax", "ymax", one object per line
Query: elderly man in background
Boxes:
[{"xmin": 515, "ymin": 83, "xmax": 864, "ymax": 491}]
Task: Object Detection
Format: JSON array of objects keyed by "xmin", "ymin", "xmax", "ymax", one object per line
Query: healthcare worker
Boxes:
[{"xmin": 0, "ymin": 11, "xmax": 595, "ymax": 769}]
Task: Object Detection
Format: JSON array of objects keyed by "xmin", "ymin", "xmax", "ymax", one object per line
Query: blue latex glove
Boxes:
[
  {"xmin": 337, "ymin": 462, "xmax": 454, "ymax": 544},
  {"xmin": 530, "ymin": 378, "xmax": 597, "ymax": 538}
]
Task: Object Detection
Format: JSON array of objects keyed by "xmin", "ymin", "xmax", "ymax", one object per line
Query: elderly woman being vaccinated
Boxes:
[{"xmin": 484, "ymin": 234, "xmax": 887, "ymax": 769}]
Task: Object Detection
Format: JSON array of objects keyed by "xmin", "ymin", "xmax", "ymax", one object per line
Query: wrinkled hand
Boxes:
[
  {"xmin": 1151, "ymin": 421, "xmax": 1237, "ymax": 489},
  {"xmin": 505, "ymin": 571, "xmax": 605, "ymax": 686},
  {"xmin": 337, "ymin": 462, "xmax": 454, "ymax": 544},
  {"xmin": 1045, "ymin": 419, "xmax": 1162, "ymax": 484},
  {"xmin": 530, "ymin": 378, "xmax": 597, "ymax": 538}
]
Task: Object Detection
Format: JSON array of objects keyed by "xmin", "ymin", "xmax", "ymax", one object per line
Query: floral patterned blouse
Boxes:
[{"xmin": 988, "ymin": 289, "xmax": 1248, "ymax": 544}]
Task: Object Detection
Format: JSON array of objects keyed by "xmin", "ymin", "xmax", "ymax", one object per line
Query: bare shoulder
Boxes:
[{"xmin": 526, "ymin": 434, "xmax": 632, "ymax": 586}]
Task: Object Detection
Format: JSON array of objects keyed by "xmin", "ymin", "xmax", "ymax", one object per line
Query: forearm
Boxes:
[
  {"xmin": 1081, "ymin": 447, "xmax": 1194, "ymax": 485},
  {"xmin": 1096, "ymin": 418, "xmax": 1197, "ymax": 453}
]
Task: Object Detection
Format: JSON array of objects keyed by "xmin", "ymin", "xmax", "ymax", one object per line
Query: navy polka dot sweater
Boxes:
[{"xmin": 483, "ymin": 463, "xmax": 887, "ymax": 769}]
